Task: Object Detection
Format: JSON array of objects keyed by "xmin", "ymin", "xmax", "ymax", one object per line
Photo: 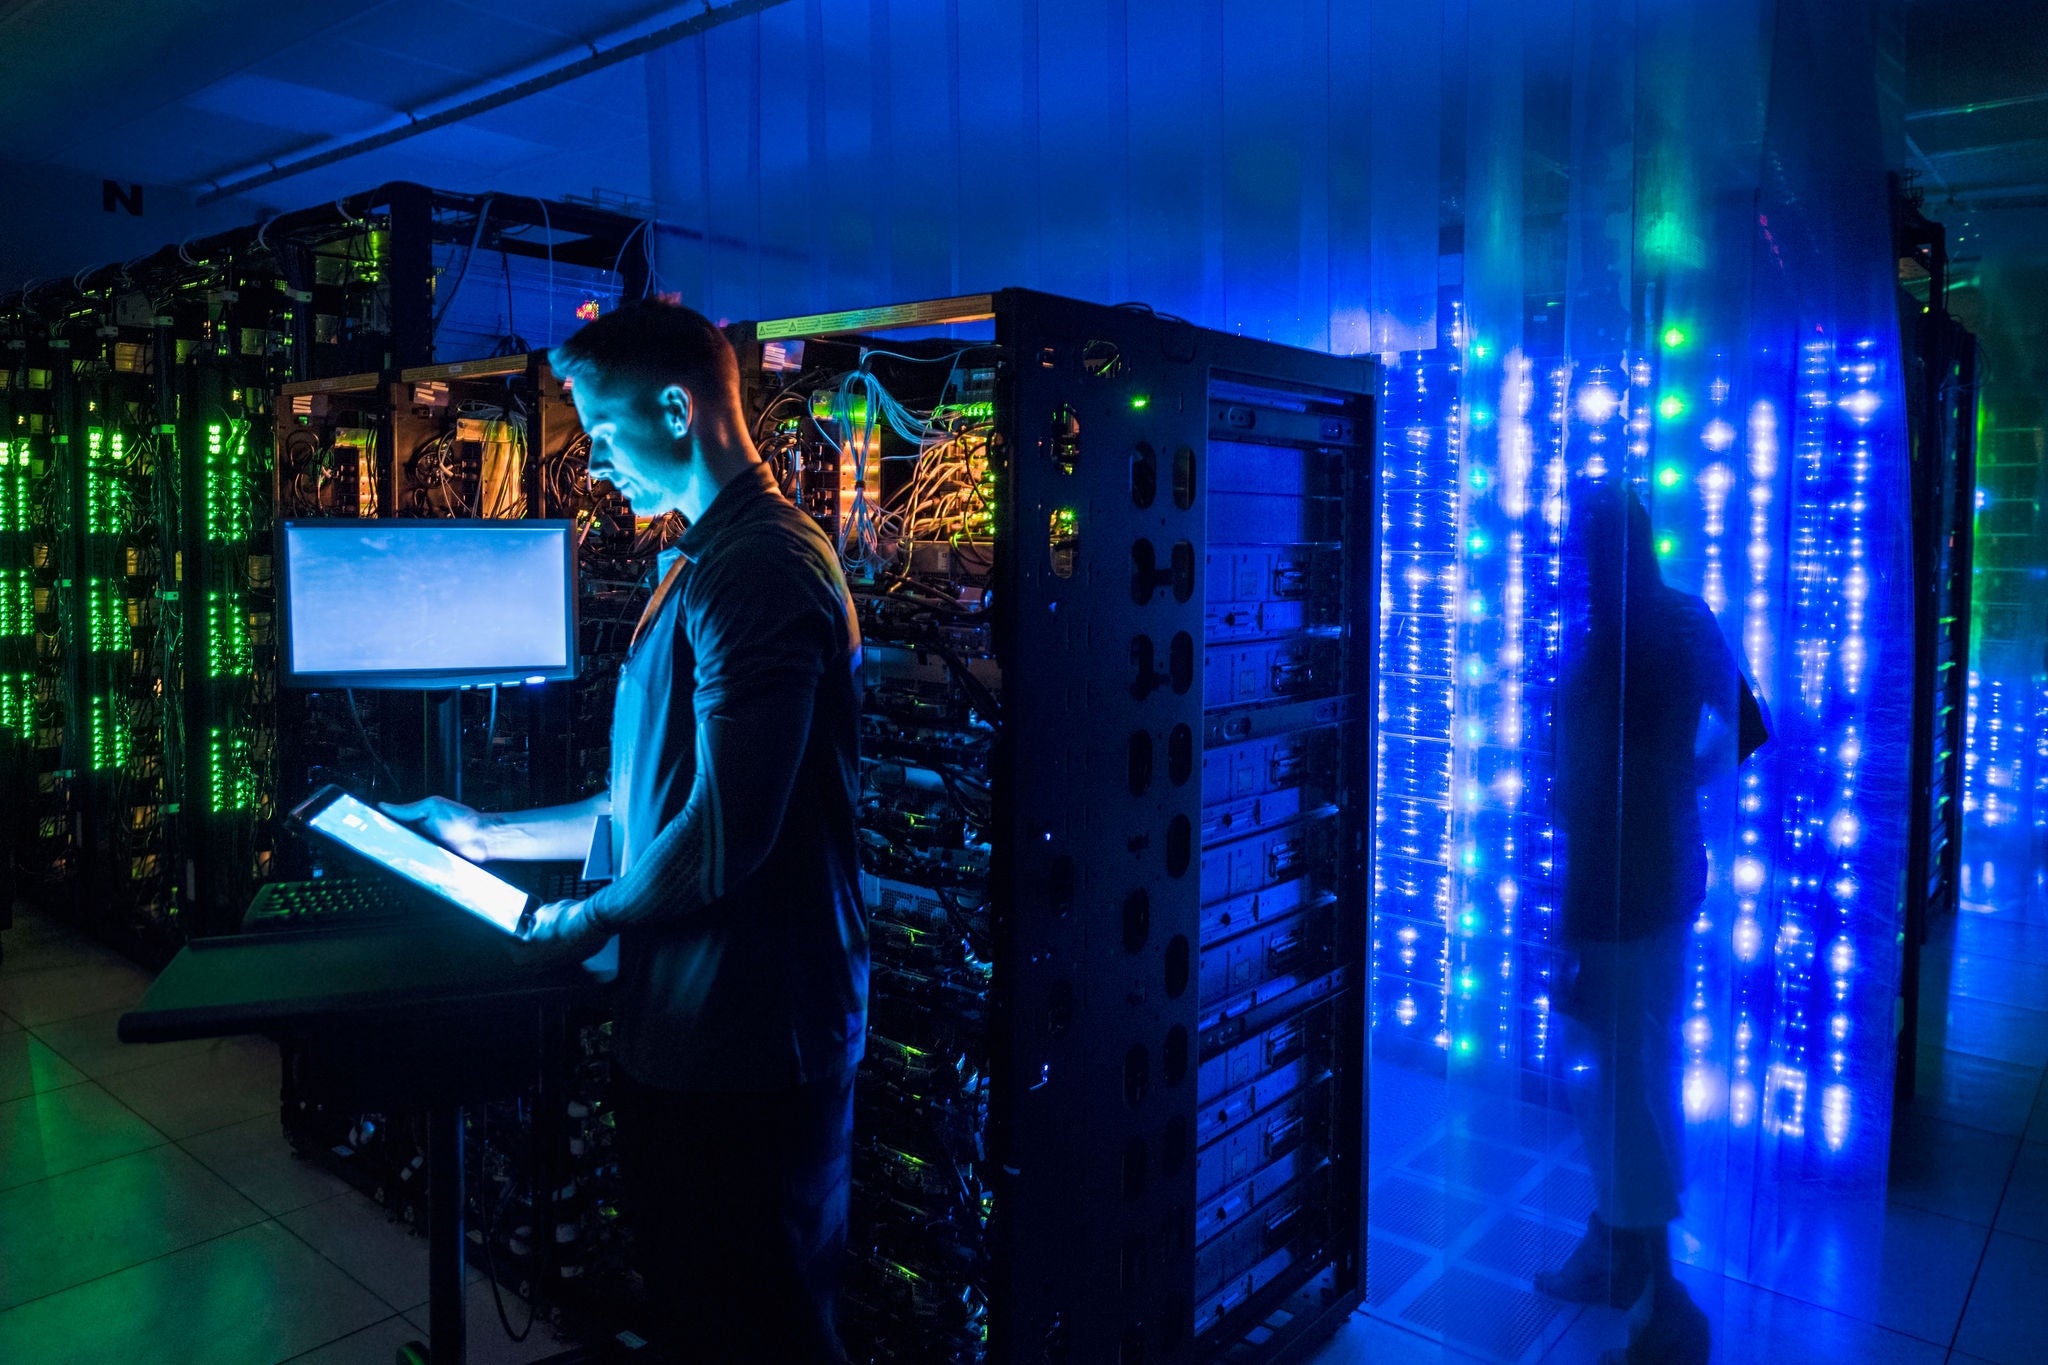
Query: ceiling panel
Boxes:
[
  {"xmin": 60, "ymin": 105, "xmax": 324, "ymax": 192},
  {"xmin": 0, "ymin": 0, "xmax": 708, "ymax": 198},
  {"xmin": 334, "ymin": 0, "xmax": 583, "ymax": 85},
  {"xmin": 2, "ymin": 1, "xmax": 396, "ymax": 157},
  {"xmin": 183, "ymin": 72, "xmax": 391, "ymax": 140}
]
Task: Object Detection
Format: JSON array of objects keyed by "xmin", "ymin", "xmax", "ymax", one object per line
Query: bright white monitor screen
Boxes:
[
  {"xmin": 281, "ymin": 520, "xmax": 574, "ymax": 688},
  {"xmin": 307, "ymin": 792, "xmax": 530, "ymax": 934}
]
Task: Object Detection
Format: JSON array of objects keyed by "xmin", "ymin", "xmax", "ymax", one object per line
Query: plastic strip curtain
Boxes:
[
  {"xmin": 642, "ymin": 0, "xmax": 1439, "ymax": 343},
  {"xmin": 642, "ymin": 0, "xmax": 1911, "ymax": 1354},
  {"xmin": 1372, "ymin": 3, "xmax": 1910, "ymax": 1354}
]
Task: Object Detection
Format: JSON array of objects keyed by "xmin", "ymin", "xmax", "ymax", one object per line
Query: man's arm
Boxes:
[
  {"xmin": 381, "ymin": 790, "xmax": 610, "ymax": 862},
  {"xmin": 582, "ymin": 663, "xmax": 818, "ymax": 930}
]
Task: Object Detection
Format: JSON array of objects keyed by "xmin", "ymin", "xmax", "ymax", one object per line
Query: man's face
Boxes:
[{"xmin": 567, "ymin": 371, "xmax": 689, "ymax": 513}]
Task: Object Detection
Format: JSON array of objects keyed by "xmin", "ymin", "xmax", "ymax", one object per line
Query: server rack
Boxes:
[
  {"xmin": 730, "ymin": 290, "xmax": 1376, "ymax": 1365},
  {"xmin": 1, "ymin": 333, "xmax": 78, "ymax": 896},
  {"xmin": 0, "ymin": 183, "xmax": 649, "ymax": 953},
  {"xmin": 1894, "ymin": 187, "xmax": 1980, "ymax": 1102}
]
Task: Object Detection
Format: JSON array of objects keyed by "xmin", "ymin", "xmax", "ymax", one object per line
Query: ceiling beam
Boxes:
[{"xmin": 195, "ymin": 0, "xmax": 790, "ymax": 204}]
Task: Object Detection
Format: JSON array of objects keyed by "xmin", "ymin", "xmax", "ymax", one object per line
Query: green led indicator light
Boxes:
[
  {"xmin": 1467, "ymin": 532, "xmax": 1489, "ymax": 555},
  {"xmin": 91, "ymin": 695, "xmax": 130, "ymax": 771},
  {"xmin": 1662, "ymin": 326, "xmax": 1688, "ymax": 349},
  {"xmin": 1657, "ymin": 465, "xmax": 1683, "ymax": 488},
  {"xmin": 1468, "ymin": 468, "xmax": 1489, "ymax": 491},
  {"xmin": 209, "ymin": 727, "xmax": 255, "ymax": 812},
  {"xmin": 0, "ymin": 672, "xmax": 29, "ymax": 738},
  {"xmin": 209, "ymin": 591, "xmax": 251, "ymax": 678},
  {"xmin": 1656, "ymin": 535, "xmax": 1677, "ymax": 558},
  {"xmin": 1658, "ymin": 394, "xmax": 1687, "ymax": 420},
  {"xmin": 90, "ymin": 579, "xmax": 128, "ymax": 653},
  {"xmin": 1130, "ymin": 395, "xmax": 1150, "ymax": 410},
  {"xmin": 86, "ymin": 429, "xmax": 123, "ymax": 536},
  {"xmin": 205, "ymin": 423, "xmax": 250, "ymax": 543},
  {"xmin": 0, "ymin": 569, "xmax": 27, "ymax": 637},
  {"xmin": 0, "ymin": 440, "xmax": 28, "ymax": 536},
  {"xmin": 1455, "ymin": 1036, "xmax": 1476, "ymax": 1055}
]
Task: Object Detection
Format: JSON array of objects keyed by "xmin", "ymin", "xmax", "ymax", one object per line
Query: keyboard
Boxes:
[
  {"xmin": 240, "ymin": 877, "xmax": 425, "ymax": 932},
  {"xmin": 540, "ymin": 873, "xmax": 608, "ymax": 902},
  {"xmin": 241, "ymin": 868, "xmax": 608, "ymax": 934}
]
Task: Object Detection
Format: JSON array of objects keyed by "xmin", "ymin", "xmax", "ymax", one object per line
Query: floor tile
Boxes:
[
  {"xmin": 0, "ymin": 957, "xmax": 153, "ymax": 1028},
  {"xmin": 1310, "ymin": 1310, "xmax": 1495, "ymax": 1364},
  {"xmin": 1920, "ymin": 999, "xmax": 2048, "ymax": 1070},
  {"xmin": 1544, "ymin": 1266, "xmax": 1947, "ymax": 1365},
  {"xmin": 401, "ymin": 1277, "xmax": 585, "ymax": 1365},
  {"xmin": 1955, "ymin": 917, "xmax": 2048, "ymax": 969},
  {"xmin": 1930, "ymin": 951, "xmax": 2048, "ymax": 1012},
  {"xmin": 0, "ymin": 1220, "xmax": 394, "ymax": 1365},
  {"xmin": 30, "ymin": 1005, "xmax": 221, "ymax": 1081},
  {"xmin": 179, "ymin": 1112, "xmax": 353, "ymax": 1217},
  {"xmin": 1995, "ymin": 1143, "xmax": 2048, "ymax": 1245},
  {"xmin": 97, "ymin": 1037, "xmax": 280, "ymax": 1140},
  {"xmin": 0, "ymin": 1143, "xmax": 265, "ymax": 1311},
  {"xmin": 1872, "ymin": 1204, "xmax": 1990, "ymax": 1346},
  {"xmin": 0, "ymin": 1029, "xmax": 87, "ymax": 1105},
  {"xmin": 1907, "ymin": 1047, "xmax": 2043, "ymax": 1137},
  {"xmin": 1889, "ymin": 1113, "xmax": 2022, "ymax": 1226},
  {"xmin": 279, "ymin": 1189, "xmax": 480, "ymax": 1313},
  {"xmin": 0, "ymin": 1081, "xmax": 166, "ymax": 1192},
  {"xmin": 1954, "ymin": 1231, "xmax": 2048, "ymax": 1364},
  {"xmin": 277, "ymin": 1313, "xmax": 424, "ymax": 1365},
  {"xmin": 0, "ymin": 917, "xmax": 103, "ymax": 978},
  {"xmin": 1747, "ymin": 1198, "xmax": 1982, "ymax": 1345},
  {"xmin": 2027, "ymin": 1083, "xmax": 2048, "ymax": 1145}
]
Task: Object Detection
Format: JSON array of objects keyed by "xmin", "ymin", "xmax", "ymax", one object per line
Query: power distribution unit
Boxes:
[{"xmin": 729, "ymin": 290, "xmax": 1377, "ymax": 1365}]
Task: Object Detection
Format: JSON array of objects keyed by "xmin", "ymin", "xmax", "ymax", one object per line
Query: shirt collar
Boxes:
[{"xmin": 674, "ymin": 461, "xmax": 779, "ymax": 563}]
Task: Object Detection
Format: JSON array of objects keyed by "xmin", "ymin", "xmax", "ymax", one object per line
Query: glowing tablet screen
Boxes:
[{"xmin": 306, "ymin": 792, "xmax": 529, "ymax": 934}]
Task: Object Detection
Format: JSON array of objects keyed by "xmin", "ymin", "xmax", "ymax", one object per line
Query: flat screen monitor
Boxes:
[{"xmin": 279, "ymin": 519, "xmax": 576, "ymax": 689}]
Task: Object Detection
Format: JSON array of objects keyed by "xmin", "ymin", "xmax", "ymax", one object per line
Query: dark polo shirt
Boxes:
[{"xmin": 594, "ymin": 462, "xmax": 866, "ymax": 1092}]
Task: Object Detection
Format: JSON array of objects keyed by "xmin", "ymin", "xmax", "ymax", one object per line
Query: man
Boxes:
[
  {"xmin": 1537, "ymin": 483, "xmax": 1762, "ymax": 1365},
  {"xmin": 385, "ymin": 298, "xmax": 867, "ymax": 1364}
]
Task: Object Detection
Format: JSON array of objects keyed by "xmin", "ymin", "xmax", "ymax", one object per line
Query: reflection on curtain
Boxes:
[{"xmin": 643, "ymin": 0, "xmax": 1911, "ymax": 1356}]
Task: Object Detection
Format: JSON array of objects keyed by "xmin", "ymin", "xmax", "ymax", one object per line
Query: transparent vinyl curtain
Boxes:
[{"xmin": 643, "ymin": 1, "xmax": 1913, "ymax": 1357}]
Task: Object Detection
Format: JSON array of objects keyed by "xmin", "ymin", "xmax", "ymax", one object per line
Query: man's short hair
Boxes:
[{"xmin": 550, "ymin": 297, "xmax": 741, "ymax": 413}]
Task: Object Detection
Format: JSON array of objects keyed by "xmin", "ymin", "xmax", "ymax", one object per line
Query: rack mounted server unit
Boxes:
[{"xmin": 730, "ymin": 290, "xmax": 1376, "ymax": 1365}]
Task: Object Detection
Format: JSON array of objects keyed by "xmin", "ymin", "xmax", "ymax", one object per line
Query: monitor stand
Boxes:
[{"xmin": 424, "ymin": 689, "xmax": 462, "ymax": 803}]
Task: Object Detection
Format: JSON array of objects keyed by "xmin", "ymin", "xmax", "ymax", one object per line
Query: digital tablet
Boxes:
[{"xmin": 290, "ymin": 785, "xmax": 536, "ymax": 937}]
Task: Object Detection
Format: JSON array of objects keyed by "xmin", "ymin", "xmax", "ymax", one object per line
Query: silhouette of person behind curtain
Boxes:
[{"xmin": 1537, "ymin": 482, "xmax": 1765, "ymax": 1365}]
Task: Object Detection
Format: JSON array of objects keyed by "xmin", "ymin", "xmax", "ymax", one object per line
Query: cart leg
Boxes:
[{"xmin": 428, "ymin": 1101, "xmax": 467, "ymax": 1365}]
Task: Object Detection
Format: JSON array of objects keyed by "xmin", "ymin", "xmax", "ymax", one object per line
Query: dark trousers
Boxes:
[
  {"xmin": 616, "ymin": 1068, "xmax": 855, "ymax": 1365},
  {"xmin": 1558, "ymin": 924, "xmax": 1688, "ymax": 1230}
]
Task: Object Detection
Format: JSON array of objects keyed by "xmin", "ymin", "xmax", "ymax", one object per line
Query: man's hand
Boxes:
[
  {"xmin": 379, "ymin": 795, "xmax": 496, "ymax": 861},
  {"xmin": 517, "ymin": 898, "xmax": 607, "ymax": 963}
]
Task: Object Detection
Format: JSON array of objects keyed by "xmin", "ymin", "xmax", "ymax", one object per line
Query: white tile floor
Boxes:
[
  {"xmin": 2, "ymin": 864, "xmax": 2043, "ymax": 1365},
  {"xmin": 0, "ymin": 907, "xmax": 579, "ymax": 1365}
]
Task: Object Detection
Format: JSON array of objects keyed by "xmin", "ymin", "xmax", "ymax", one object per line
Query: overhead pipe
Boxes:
[{"xmin": 194, "ymin": 0, "xmax": 791, "ymax": 204}]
